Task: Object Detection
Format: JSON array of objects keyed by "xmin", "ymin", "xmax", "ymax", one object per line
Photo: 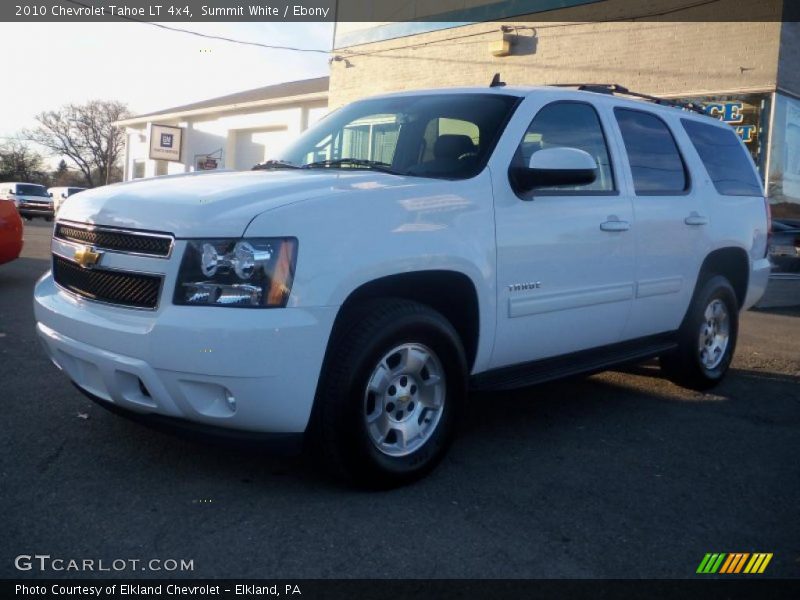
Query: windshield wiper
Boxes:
[
  {"xmin": 301, "ymin": 158, "xmax": 398, "ymax": 174},
  {"xmin": 252, "ymin": 160, "xmax": 300, "ymax": 170}
]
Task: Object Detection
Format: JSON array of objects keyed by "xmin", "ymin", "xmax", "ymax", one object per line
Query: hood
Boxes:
[{"xmin": 56, "ymin": 169, "xmax": 422, "ymax": 238}]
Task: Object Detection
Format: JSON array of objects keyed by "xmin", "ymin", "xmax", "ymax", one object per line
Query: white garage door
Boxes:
[{"xmin": 233, "ymin": 128, "xmax": 290, "ymax": 170}]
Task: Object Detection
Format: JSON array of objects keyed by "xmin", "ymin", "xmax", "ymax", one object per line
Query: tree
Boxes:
[
  {"xmin": 25, "ymin": 100, "xmax": 131, "ymax": 187},
  {"xmin": 0, "ymin": 140, "xmax": 48, "ymax": 184},
  {"xmin": 50, "ymin": 159, "xmax": 86, "ymax": 187}
]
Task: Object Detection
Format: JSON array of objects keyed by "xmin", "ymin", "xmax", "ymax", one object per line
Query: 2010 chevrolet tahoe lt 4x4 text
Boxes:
[{"xmin": 34, "ymin": 85, "xmax": 771, "ymax": 487}]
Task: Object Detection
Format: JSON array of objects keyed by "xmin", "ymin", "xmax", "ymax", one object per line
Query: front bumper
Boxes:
[
  {"xmin": 18, "ymin": 203, "xmax": 54, "ymax": 218},
  {"xmin": 34, "ymin": 273, "xmax": 337, "ymax": 434}
]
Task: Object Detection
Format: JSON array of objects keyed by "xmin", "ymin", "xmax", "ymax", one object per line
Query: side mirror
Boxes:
[{"xmin": 511, "ymin": 147, "xmax": 598, "ymax": 194}]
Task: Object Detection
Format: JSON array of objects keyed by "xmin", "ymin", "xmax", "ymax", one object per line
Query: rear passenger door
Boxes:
[{"xmin": 611, "ymin": 107, "xmax": 710, "ymax": 339}]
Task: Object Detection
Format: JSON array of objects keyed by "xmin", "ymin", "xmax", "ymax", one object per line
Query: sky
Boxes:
[{"xmin": 0, "ymin": 21, "xmax": 333, "ymax": 164}]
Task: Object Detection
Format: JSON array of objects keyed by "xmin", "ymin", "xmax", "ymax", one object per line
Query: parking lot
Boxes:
[{"xmin": 1, "ymin": 220, "xmax": 798, "ymax": 579}]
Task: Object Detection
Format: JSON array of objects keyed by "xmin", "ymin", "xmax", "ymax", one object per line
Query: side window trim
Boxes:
[
  {"xmin": 613, "ymin": 106, "xmax": 692, "ymax": 196},
  {"xmin": 509, "ymin": 99, "xmax": 619, "ymax": 198}
]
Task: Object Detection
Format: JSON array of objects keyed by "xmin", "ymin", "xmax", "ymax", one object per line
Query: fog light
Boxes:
[{"xmin": 225, "ymin": 389, "xmax": 236, "ymax": 412}]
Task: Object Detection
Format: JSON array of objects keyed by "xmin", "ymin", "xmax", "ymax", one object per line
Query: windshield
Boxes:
[
  {"xmin": 17, "ymin": 184, "xmax": 48, "ymax": 197},
  {"xmin": 274, "ymin": 93, "xmax": 521, "ymax": 179}
]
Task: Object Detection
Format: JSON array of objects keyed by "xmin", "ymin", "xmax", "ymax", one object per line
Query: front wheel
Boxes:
[
  {"xmin": 313, "ymin": 299, "xmax": 467, "ymax": 488},
  {"xmin": 660, "ymin": 275, "xmax": 739, "ymax": 390}
]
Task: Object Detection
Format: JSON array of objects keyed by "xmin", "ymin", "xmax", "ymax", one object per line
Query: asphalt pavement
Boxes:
[{"xmin": 1, "ymin": 220, "xmax": 798, "ymax": 579}]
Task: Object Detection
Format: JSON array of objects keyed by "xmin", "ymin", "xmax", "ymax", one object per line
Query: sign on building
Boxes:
[{"xmin": 149, "ymin": 124, "xmax": 183, "ymax": 162}]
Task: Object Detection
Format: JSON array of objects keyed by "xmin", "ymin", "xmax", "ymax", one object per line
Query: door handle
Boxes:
[
  {"xmin": 684, "ymin": 213, "xmax": 709, "ymax": 226},
  {"xmin": 600, "ymin": 220, "xmax": 630, "ymax": 232}
]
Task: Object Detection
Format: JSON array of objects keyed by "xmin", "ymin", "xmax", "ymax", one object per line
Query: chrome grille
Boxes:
[
  {"xmin": 52, "ymin": 255, "xmax": 162, "ymax": 310},
  {"xmin": 55, "ymin": 222, "xmax": 173, "ymax": 257}
]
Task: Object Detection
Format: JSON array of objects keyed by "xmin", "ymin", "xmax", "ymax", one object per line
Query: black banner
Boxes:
[
  {"xmin": 4, "ymin": 579, "xmax": 800, "ymax": 600},
  {"xmin": 1, "ymin": 0, "xmax": 799, "ymax": 23}
]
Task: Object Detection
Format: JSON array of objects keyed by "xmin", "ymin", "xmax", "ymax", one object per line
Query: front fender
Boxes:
[{"xmin": 244, "ymin": 170, "xmax": 498, "ymax": 372}]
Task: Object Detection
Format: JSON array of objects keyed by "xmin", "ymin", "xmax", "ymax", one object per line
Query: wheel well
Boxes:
[
  {"xmin": 697, "ymin": 247, "xmax": 749, "ymax": 308},
  {"xmin": 334, "ymin": 271, "xmax": 480, "ymax": 370}
]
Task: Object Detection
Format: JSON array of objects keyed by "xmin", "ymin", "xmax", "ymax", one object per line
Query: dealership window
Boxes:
[
  {"xmin": 767, "ymin": 93, "xmax": 800, "ymax": 219},
  {"xmin": 132, "ymin": 161, "xmax": 145, "ymax": 179},
  {"xmin": 155, "ymin": 161, "xmax": 168, "ymax": 176},
  {"xmin": 615, "ymin": 108, "xmax": 687, "ymax": 194},
  {"xmin": 337, "ymin": 114, "xmax": 402, "ymax": 165}
]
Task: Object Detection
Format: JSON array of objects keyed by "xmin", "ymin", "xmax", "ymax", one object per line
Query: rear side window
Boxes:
[
  {"xmin": 681, "ymin": 119, "xmax": 763, "ymax": 196},
  {"xmin": 614, "ymin": 108, "xmax": 688, "ymax": 194}
]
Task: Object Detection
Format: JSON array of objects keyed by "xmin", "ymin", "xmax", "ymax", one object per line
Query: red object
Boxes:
[{"xmin": 0, "ymin": 200, "xmax": 23, "ymax": 265}]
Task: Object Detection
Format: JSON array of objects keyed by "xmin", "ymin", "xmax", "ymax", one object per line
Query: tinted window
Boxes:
[
  {"xmin": 513, "ymin": 101, "xmax": 615, "ymax": 192},
  {"xmin": 682, "ymin": 119, "xmax": 763, "ymax": 196},
  {"xmin": 615, "ymin": 108, "xmax": 687, "ymax": 194}
]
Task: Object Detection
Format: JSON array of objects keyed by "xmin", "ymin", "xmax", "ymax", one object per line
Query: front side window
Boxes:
[
  {"xmin": 681, "ymin": 119, "xmax": 763, "ymax": 197},
  {"xmin": 275, "ymin": 93, "xmax": 521, "ymax": 180},
  {"xmin": 512, "ymin": 101, "xmax": 616, "ymax": 193},
  {"xmin": 615, "ymin": 108, "xmax": 688, "ymax": 194}
]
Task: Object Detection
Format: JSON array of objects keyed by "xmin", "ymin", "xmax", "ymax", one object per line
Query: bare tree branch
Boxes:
[
  {"xmin": 24, "ymin": 100, "xmax": 131, "ymax": 187},
  {"xmin": 0, "ymin": 139, "xmax": 47, "ymax": 183}
]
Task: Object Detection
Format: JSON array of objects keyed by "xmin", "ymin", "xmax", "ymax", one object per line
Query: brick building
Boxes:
[{"xmin": 330, "ymin": 0, "xmax": 800, "ymax": 217}]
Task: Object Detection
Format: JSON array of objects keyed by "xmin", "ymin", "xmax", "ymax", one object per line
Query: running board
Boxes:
[{"xmin": 470, "ymin": 333, "xmax": 678, "ymax": 392}]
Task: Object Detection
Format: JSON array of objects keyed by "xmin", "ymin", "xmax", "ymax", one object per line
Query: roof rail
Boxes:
[{"xmin": 550, "ymin": 83, "xmax": 707, "ymax": 115}]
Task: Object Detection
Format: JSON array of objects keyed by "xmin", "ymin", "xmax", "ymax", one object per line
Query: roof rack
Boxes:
[{"xmin": 551, "ymin": 83, "xmax": 707, "ymax": 115}]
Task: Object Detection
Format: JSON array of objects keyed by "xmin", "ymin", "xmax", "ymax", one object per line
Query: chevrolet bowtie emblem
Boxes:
[{"xmin": 73, "ymin": 246, "xmax": 103, "ymax": 268}]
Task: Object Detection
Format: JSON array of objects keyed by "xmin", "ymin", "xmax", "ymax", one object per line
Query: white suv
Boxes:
[{"xmin": 34, "ymin": 85, "xmax": 771, "ymax": 486}]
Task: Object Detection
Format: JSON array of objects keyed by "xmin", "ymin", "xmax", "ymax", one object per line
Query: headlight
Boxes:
[{"xmin": 174, "ymin": 238, "xmax": 297, "ymax": 308}]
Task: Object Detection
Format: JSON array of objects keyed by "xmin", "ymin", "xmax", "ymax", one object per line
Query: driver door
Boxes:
[{"xmin": 490, "ymin": 100, "xmax": 636, "ymax": 368}]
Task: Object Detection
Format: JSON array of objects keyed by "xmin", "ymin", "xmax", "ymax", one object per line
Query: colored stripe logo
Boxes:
[{"xmin": 697, "ymin": 553, "xmax": 773, "ymax": 574}]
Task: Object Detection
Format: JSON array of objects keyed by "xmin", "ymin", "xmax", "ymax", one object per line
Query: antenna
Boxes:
[{"xmin": 490, "ymin": 73, "xmax": 506, "ymax": 88}]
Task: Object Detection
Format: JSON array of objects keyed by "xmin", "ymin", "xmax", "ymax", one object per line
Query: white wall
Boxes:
[{"xmin": 124, "ymin": 99, "xmax": 327, "ymax": 181}]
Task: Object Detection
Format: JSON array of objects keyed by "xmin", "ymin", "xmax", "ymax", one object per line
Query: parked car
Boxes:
[
  {"xmin": 34, "ymin": 85, "xmax": 770, "ymax": 487},
  {"xmin": 1, "ymin": 182, "xmax": 54, "ymax": 221},
  {"xmin": 49, "ymin": 186, "xmax": 87, "ymax": 215},
  {"xmin": 0, "ymin": 196, "xmax": 23, "ymax": 265},
  {"xmin": 769, "ymin": 218, "xmax": 800, "ymax": 273}
]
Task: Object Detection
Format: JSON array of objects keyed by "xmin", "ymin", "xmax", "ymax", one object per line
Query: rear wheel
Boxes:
[
  {"xmin": 313, "ymin": 299, "xmax": 467, "ymax": 488},
  {"xmin": 660, "ymin": 275, "xmax": 739, "ymax": 390}
]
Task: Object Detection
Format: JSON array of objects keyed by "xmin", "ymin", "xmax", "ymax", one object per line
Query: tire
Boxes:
[
  {"xmin": 313, "ymin": 299, "xmax": 467, "ymax": 488},
  {"xmin": 660, "ymin": 275, "xmax": 739, "ymax": 391}
]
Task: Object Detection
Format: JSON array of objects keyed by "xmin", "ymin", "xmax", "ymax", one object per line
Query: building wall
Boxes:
[
  {"xmin": 123, "ymin": 100, "xmax": 328, "ymax": 180},
  {"xmin": 330, "ymin": 1, "xmax": 784, "ymax": 108},
  {"xmin": 778, "ymin": 21, "xmax": 800, "ymax": 97}
]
